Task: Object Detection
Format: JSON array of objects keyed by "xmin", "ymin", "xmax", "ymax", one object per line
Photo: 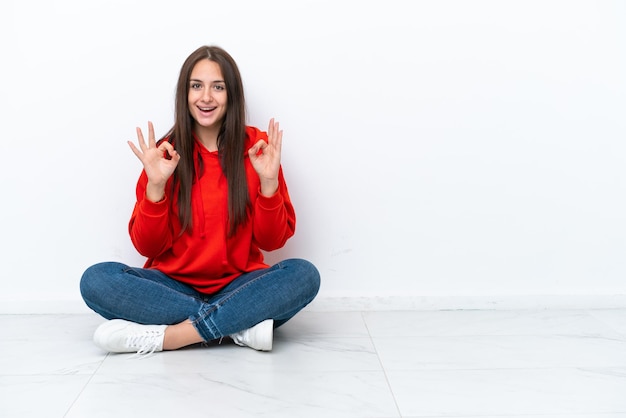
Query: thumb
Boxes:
[{"xmin": 248, "ymin": 140, "xmax": 267, "ymax": 157}]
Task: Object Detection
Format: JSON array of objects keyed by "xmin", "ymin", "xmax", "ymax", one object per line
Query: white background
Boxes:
[{"xmin": 2, "ymin": 0, "xmax": 625, "ymax": 312}]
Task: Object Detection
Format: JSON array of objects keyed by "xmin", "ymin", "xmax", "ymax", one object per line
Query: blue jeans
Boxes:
[{"xmin": 80, "ymin": 258, "xmax": 320, "ymax": 342}]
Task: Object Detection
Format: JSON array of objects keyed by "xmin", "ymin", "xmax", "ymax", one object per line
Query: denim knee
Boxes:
[
  {"xmin": 79, "ymin": 263, "xmax": 99, "ymax": 303},
  {"xmin": 284, "ymin": 258, "xmax": 321, "ymax": 302},
  {"xmin": 79, "ymin": 262, "xmax": 123, "ymax": 307}
]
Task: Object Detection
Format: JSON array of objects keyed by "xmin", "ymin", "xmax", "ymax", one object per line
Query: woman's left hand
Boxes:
[{"xmin": 248, "ymin": 118, "xmax": 282, "ymax": 196}]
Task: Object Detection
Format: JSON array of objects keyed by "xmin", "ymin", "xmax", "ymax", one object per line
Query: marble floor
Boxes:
[{"xmin": 1, "ymin": 309, "xmax": 626, "ymax": 417}]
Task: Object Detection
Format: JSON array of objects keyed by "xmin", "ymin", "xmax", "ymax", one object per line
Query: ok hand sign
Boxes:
[
  {"xmin": 248, "ymin": 118, "xmax": 282, "ymax": 196},
  {"xmin": 128, "ymin": 122, "xmax": 180, "ymax": 202},
  {"xmin": 128, "ymin": 121, "xmax": 180, "ymax": 186}
]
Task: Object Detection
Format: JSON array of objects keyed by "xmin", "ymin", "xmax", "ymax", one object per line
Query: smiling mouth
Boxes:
[{"xmin": 198, "ymin": 106, "xmax": 216, "ymax": 112}]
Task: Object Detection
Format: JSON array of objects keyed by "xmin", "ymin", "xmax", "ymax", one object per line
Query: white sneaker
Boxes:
[
  {"xmin": 230, "ymin": 319, "xmax": 274, "ymax": 351},
  {"xmin": 93, "ymin": 319, "xmax": 167, "ymax": 356}
]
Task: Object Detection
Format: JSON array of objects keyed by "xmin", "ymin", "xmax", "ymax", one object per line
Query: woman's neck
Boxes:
[{"xmin": 194, "ymin": 125, "xmax": 220, "ymax": 152}]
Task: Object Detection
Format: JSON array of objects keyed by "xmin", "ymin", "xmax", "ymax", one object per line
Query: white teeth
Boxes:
[{"xmin": 199, "ymin": 107, "xmax": 213, "ymax": 111}]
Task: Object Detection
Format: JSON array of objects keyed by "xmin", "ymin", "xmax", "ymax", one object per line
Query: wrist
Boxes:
[
  {"xmin": 259, "ymin": 179, "xmax": 279, "ymax": 197},
  {"xmin": 146, "ymin": 182, "xmax": 166, "ymax": 203}
]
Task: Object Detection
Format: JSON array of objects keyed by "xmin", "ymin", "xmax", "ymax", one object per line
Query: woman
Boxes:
[{"xmin": 80, "ymin": 45, "xmax": 320, "ymax": 355}]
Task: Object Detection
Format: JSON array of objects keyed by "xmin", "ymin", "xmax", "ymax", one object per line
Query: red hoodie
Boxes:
[{"xmin": 128, "ymin": 126, "xmax": 296, "ymax": 294}]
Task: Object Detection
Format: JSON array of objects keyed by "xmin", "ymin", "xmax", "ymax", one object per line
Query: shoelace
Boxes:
[{"xmin": 125, "ymin": 330, "xmax": 164, "ymax": 358}]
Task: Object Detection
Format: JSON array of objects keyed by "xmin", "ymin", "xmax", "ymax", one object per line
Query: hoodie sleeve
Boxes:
[
  {"xmin": 128, "ymin": 170, "xmax": 175, "ymax": 258},
  {"xmin": 252, "ymin": 166, "xmax": 296, "ymax": 251}
]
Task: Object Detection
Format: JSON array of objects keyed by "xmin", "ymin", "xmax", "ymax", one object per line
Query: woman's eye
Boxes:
[
  {"xmin": 191, "ymin": 83, "xmax": 201, "ymax": 89},
  {"xmin": 215, "ymin": 84, "xmax": 225, "ymax": 91}
]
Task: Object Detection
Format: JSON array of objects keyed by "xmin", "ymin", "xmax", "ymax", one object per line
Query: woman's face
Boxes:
[{"xmin": 187, "ymin": 59, "xmax": 227, "ymax": 131}]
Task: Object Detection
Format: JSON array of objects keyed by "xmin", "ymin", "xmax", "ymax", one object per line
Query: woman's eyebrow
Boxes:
[{"xmin": 189, "ymin": 78, "xmax": 225, "ymax": 83}]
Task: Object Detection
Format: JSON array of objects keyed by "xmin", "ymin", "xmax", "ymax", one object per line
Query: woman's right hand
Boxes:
[{"xmin": 128, "ymin": 121, "xmax": 180, "ymax": 202}]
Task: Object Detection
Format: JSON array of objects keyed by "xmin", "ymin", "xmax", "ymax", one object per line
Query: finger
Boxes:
[
  {"xmin": 159, "ymin": 141, "xmax": 178, "ymax": 160},
  {"xmin": 269, "ymin": 119, "xmax": 282, "ymax": 149},
  {"xmin": 128, "ymin": 140, "xmax": 144, "ymax": 160},
  {"xmin": 271, "ymin": 121, "xmax": 280, "ymax": 145},
  {"xmin": 160, "ymin": 141, "xmax": 181, "ymax": 163},
  {"xmin": 248, "ymin": 139, "xmax": 267, "ymax": 157},
  {"xmin": 274, "ymin": 128, "xmax": 283, "ymax": 153},
  {"xmin": 135, "ymin": 126, "xmax": 147, "ymax": 151},
  {"xmin": 268, "ymin": 118, "xmax": 280, "ymax": 146},
  {"xmin": 269, "ymin": 118, "xmax": 279, "ymax": 144},
  {"xmin": 148, "ymin": 121, "xmax": 156, "ymax": 147},
  {"xmin": 165, "ymin": 147, "xmax": 180, "ymax": 164}
]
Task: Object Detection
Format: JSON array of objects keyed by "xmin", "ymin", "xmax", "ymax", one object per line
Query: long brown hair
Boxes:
[{"xmin": 163, "ymin": 45, "xmax": 250, "ymax": 237}]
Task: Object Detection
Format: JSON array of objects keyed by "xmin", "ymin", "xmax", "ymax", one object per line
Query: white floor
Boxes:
[{"xmin": 1, "ymin": 309, "xmax": 626, "ymax": 417}]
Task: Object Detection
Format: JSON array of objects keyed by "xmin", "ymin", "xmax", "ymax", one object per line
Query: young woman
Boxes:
[{"xmin": 80, "ymin": 45, "xmax": 320, "ymax": 355}]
